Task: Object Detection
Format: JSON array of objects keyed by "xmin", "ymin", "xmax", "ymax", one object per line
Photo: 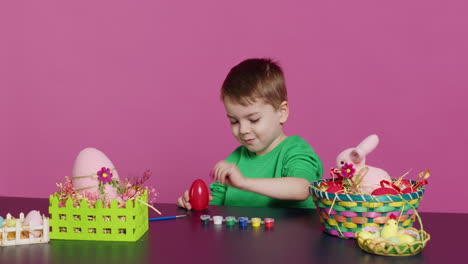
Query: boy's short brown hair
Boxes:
[{"xmin": 221, "ymin": 58, "xmax": 287, "ymax": 109}]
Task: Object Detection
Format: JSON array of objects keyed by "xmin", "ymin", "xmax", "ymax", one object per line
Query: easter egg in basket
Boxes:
[
  {"xmin": 189, "ymin": 179, "xmax": 209, "ymax": 210},
  {"xmin": 309, "ymin": 179, "xmax": 427, "ymax": 239},
  {"xmin": 355, "ymin": 215, "xmax": 431, "ymax": 256},
  {"xmin": 318, "ymin": 180, "xmax": 344, "ymax": 193},
  {"xmin": 71, "ymin": 147, "xmax": 120, "ymax": 200},
  {"xmin": 371, "ymin": 180, "xmax": 400, "ymax": 195}
]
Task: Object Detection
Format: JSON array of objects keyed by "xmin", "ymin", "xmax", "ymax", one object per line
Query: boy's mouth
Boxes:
[{"xmin": 244, "ymin": 138, "xmax": 256, "ymax": 144}]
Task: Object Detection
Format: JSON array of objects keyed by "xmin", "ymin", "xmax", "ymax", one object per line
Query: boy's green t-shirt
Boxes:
[{"xmin": 209, "ymin": 135, "xmax": 323, "ymax": 208}]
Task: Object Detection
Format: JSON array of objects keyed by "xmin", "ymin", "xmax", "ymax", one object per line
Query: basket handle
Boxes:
[{"xmin": 365, "ymin": 194, "xmax": 426, "ymax": 241}]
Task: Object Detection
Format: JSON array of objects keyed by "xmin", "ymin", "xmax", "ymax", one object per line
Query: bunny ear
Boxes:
[
  {"xmin": 350, "ymin": 149, "xmax": 364, "ymax": 163},
  {"xmin": 356, "ymin": 134, "xmax": 379, "ymax": 155}
]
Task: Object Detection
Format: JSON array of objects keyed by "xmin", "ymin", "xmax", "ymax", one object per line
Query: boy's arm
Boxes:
[
  {"xmin": 243, "ymin": 149, "xmax": 323, "ymax": 200},
  {"xmin": 213, "ymin": 150, "xmax": 323, "ymax": 201},
  {"xmin": 242, "ymin": 177, "xmax": 312, "ymax": 200},
  {"xmin": 209, "ymin": 181, "xmax": 226, "ymax": 205}
]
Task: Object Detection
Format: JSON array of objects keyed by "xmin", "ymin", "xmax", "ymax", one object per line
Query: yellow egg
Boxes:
[
  {"xmin": 357, "ymin": 231, "xmax": 376, "ymax": 240},
  {"xmin": 387, "ymin": 236, "xmax": 401, "ymax": 244},
  {"xmin": 398, "ymin": 234, "xmax": 415, "ymax": 244},
  {"xmin": 4, "ymin": 219, "xmax": 16, "ymax": 227}
]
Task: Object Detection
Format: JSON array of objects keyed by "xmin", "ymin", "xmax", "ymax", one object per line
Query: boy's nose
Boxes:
[{"xmin": 239, "ymin": 122, "xmax": 250, "ymax": 134}]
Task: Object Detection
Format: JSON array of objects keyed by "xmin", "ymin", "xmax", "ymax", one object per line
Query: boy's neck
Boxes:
[{"xmin": 255, "ymin": 133, "xmax": 288, "ymax": 156}]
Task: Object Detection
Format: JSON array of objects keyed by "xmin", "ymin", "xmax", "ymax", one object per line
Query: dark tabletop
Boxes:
[{"xmin": 0, "ymin": 196, "xmax": 466, "ymax": 264}]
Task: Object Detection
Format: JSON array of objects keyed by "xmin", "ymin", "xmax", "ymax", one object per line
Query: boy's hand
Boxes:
[
  {"xmin": 212, "ymin": 161, "xmax": 248, "ymax": 189},
  {"xmin": 176, "ymin": 190, "xmax": 213, "ymax": 210},
  {"xmin": 176, "ymin": 190, "xmax": 192, "ymax": 210}
]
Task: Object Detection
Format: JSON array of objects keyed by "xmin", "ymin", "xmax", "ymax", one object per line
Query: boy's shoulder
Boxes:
[
  {"xmin": 282, "ymin": 135, "xmax": 315, "ymax": 152},
  {"xmin": 278, "ymin": 136, "xmax": 322, "ymax": 163}
]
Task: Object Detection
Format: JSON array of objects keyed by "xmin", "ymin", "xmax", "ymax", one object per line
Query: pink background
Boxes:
[{"xmin": 1, "ymin": 1, "xmax": 467, "ymax": 213}]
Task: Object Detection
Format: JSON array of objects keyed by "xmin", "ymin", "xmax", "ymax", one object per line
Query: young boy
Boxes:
[{"xmin": 177, "ymin": 58, "xmax": 323, "ymax": 209}]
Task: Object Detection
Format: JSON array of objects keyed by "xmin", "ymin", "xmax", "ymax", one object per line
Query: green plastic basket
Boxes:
[
  {"xmin": 48, "ymin": 191, "xmax": 148, "ymax": 241},
  {"xmin": 309, "ymin": 179, "xmax": 426, "ymax": 238}
]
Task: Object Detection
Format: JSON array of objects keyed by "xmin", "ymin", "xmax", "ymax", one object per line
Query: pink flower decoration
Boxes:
[
  {"xmin": 119, "ymin": 189, "xmax": 137, "ymax": 202},
  {"xmin": 97, "ymin": 167, "xmax": 113, "ymax": 184},
  {"xmin": 84, "ymin": 191, "xmax": 98, "ymax": 201},
  {"xmin": 340, "ymin": 163, "xmax": 356, "ymax": 179},
  {"xmin": 362, "ymin": 226, "xmax": 378, "ymax": 233}
]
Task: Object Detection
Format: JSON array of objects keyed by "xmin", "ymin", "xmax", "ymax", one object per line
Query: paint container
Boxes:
[
  {"xmin": 200, "ymin": 215, "xmax": 211, "ymax": 225},
  {"xmin": 238, "ymin": 217, "xmax": 248, "ymax": 228},
  {"xmin": 213, "ymin": 216, "xmax": 223, "ymax": 225},
  {"xmin": 251, "ymin": 217, "xmax": 261, "ymax": 227},
  {"xmin": 264, "ymin": 218, "xmax": 275, "ymax": 228},
  {"xmin": 225, "ymin": 216, "xmax": 236, "ymax": 226}
]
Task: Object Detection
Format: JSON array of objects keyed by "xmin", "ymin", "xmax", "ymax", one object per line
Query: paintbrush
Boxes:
[{"xmin": 149, "ymin": 215, "xmax": 188, "ymax": 221}]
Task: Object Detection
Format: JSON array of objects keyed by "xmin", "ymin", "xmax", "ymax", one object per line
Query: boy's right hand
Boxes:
[
  {"xmin": 176, "ymin": 190, "xmax": 213, "ymax": 210},
  {"xmin": 176, "ymin": 190, "xmax": 192, "ymax": 210},
  {"xmin": 212, "ymin": 160, "xmax": 248, "ymax": 189}
]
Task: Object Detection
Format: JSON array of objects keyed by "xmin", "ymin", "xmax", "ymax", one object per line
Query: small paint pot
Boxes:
[
  {"xmin": 264, "ymin": 218, "xmax": 274, "ymax": 228},
  {"xmin": 238, "ymin": 217, "xmax": 248, "ymax": 227},
  {"xmin": 225, "ymin": 216, "xmax": 236, "ymax": 226},
  {"xmin": 251, "ymin": 217, "xmax": 261, "ymax": 227},
  {"xmin": 200, "ymin": 215, "xmax": 211, "ymax": 224},
  {"xmin": 213, "ymin": 216, "xmax": 223, "ymax": 225}
]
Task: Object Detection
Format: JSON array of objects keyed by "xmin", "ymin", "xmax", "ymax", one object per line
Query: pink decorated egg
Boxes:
[
  {"xmin": 24, "ymin": 210, "xmax": 43, "ymax": 237},
  {"xmin": 72, "ymin": 148, "xmax": 120, "ymax": 200},
  {"xmin": 24, "ymin": 210, "xmax": 42, "ymax": 227},
  {"xmin": 189, "ymin": 179, "xmax": 209, "ymax": 210}
]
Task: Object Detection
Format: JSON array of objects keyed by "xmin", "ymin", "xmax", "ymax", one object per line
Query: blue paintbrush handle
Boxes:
[{"xmin": 149, "ymin": 215, "xmax": 187, "ymax": 221}]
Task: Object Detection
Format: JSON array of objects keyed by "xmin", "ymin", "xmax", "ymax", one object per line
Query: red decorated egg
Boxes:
[
  {"xmin": 326, "ymin": 185, "xmax": 345, "ymax": 193},
  {"xmin": 371, "ymin": 180, "xmax": 401, "ymax": 195},
  {"xmin": 319, "ymin": 181, "xmax": 344, "ymax": 193},
  {"xmin": 189, "ymin": 179, "xmax": 209, "ymax": 210},
  {"xmin": 371, "ymin": 187, "xmax": 400, "ymax": 195}
]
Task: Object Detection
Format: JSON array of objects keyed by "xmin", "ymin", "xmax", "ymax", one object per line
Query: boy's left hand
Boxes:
[{"xmin": 212, "ymin": 161, "xmax": 247, "ymax": 189}]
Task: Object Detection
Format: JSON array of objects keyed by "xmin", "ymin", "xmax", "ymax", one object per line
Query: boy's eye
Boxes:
[
  {"xmin": 249, "ymin": 119, "xmax": 260, "ymax": 123},
  {"xmin": 230, "ymin": 120, "xmax": 239, "ymax": 125}
]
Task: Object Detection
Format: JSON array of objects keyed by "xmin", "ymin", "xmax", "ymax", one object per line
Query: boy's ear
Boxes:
[{"xmin": 278, "ymin": 101, "xmax": 289, "ymax": 124}]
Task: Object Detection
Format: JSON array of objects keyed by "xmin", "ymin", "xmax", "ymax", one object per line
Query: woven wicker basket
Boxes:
[
  {"xmin": 356, "ymin": 227, "xmax": 430, "ymax": 256},
  {"xmin": 309, "ymin": 179, "xmax": 426, "ymax": 238}
]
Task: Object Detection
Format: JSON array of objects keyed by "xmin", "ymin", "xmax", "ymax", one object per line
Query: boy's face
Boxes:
[{"xmin": 224, "ymin": 97, "xmax": 288, "ymax": 156}]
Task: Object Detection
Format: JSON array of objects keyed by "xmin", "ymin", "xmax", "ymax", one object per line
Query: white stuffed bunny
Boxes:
[{"xmin": 336, "ymin": 134, "xmax": 391, "ymax": 194}]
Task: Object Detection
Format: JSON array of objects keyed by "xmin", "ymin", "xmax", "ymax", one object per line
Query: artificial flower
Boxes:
[
  {"xmin": 97, "ymin": 167, "xmax": 113, "ymax": 184},
  {"xmin": 340, "ymin": 163, "xmax": 356, "ymax": 179}
]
